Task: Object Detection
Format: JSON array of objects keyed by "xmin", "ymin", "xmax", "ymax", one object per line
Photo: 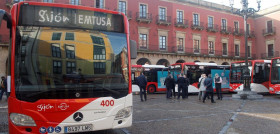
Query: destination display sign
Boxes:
[{"xmin": 18, "ymin": 4, "xmax": 124, "ymax": 33}]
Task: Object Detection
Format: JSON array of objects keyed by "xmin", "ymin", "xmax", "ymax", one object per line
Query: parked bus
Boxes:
[
  {"xmin": 0, "ymin": 2, "xmax": 137, "ymax": 133},
  {"xmin": 132, "ymin": 65, "xmax": 168, "ymax": 93},
  {"xmin": 230, "ymin": 60, "xmax": 271, "ymax": 93},
  {"xmin": 269, "ymin": 57, "xmax": 280, "ymax": 94},
  {"xmin": 170, "ymin": 62, "xmax": 230, "ymax": 93}
]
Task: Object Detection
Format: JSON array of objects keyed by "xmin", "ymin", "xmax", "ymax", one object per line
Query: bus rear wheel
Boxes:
[{"xmin": 147, "ymin": 85, "xmax": 156, "ymax": 94}]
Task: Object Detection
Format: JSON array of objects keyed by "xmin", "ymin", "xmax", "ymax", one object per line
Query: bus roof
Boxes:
[
  {"xmin": 171, "ymin": 62, "xmax": 218, "ymax": 66},
  {"xmin": 132, "ymin": 65, "xmax": 166, "ymax": 68},
  {"xmin": 231, "ymin": 60, "xmax": 271, "ymax": 64}
]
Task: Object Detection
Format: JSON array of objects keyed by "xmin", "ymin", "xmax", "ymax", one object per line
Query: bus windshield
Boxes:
[
  {"xmin": 271, "ymin": 59, "xmax": 280, "ymax": 84},
  {"xmin": 15, "ymin": 26, "xmax": 128, "ymax": 102},
  {"xmin": 230, "ymin": 62, "xmax": 251, "ymax": 83}
]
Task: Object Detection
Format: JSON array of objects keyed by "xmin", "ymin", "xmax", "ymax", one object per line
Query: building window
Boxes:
[
  {"xmin": 66, "ymin": 45, "xmax": 75, "ymax": 59},
  {"xmin": 53, "ymin": 61, "xmax": 62, "ymax": 74},
  {"xmin": 52, "ymin": 44, "xmax": 61, "ymax": 58},
  {"xmin": 222, "ymin": 19, "xmax": 227, "ymax": 30},
  {"xmin": 208, "ymin": 16, "xmax": 213, "ymax": 28},
  {"xmin": 139, "ymin": 4, "xmax": 147, "ymax": 18},
  {"xmin": 234, "ymin": 21, "xmax": 239, "ymax": 32},
  {"xmin": 94, "ymin": 62, "xmax": 106, "ymax": 74},
  {"xmin": 91, "ymin": 35, "xmax": 105, "ymax": 45},
  {"xmin": 194, "ymin": 39, "xmax": 200, "ymax": 53},
  {"xmin": 267, "ymin": 20, "xmax": 273, "ymax": 33},
  {"xmin": 94, "ymin": 46, "xmax": 106, "ymax": 60},
  {"xmin": 66, "ymin": 61, "xmax": 76, "ymax": 74},
  {"xmin": 177, "ymin": 38, "xmax": 184, "ymax": 52},
  {"xmin": 52, "ymin": 33, "xmax": 62, "ymax": 40},
  {"xmin": 248, "ymin": 46, "xmax": 251, "ymax": 57},
  {"xmin": 70, "ymin": 0, "xmax": 80, "ymax": 5},
  {"xmin": 65, "ymin": 33, "xmax": 74, "ymax": 40},
  {"xmin": 235, "ymin": 44, "xmax": 239, "ymax": 56},
  {"xmin": 193, "ymin": 14, "xmax": 199, "ymax": 26},
  {"xmin": 177, "ymin": 11, "xmax": 183, "ymax": 23},
  {"xmin": 139, "ymin": 34, "xmax": 147, "ymax": 49},
  {"xmin": 96, "ymin": 0, "xmax": 104, "ymax": 8},
  {"xmin": 43, "ymin": 0, "xmax": 53, "ymax": 2},
  {"xmin": 268, "ymin": 44, "xmax": 274, "ymax": 57},
  {"xmin": 159, "ymin": 36, "xmax": 166, "ymax": 50},
  {"xmin": 222, "ymin": 43, "xmax": 227, "ymax": 55},
  {"xmin": 208, "ymin": 41, "xmax": 214, "ymax": 54},
  {"xmin": 159, "ymin": 7, "xmax": 166, "ymax": 21},
  {"xmin": 118, "ymin": 1, "xmax": 127, "ymax": 15}
]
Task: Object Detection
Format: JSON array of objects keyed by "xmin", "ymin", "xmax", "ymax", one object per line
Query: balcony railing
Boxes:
[
  {"xmin": 248, "ymin": 30, "xmax": 255, "ymax": 38},
  {"xmin": 261, "ymin": 51, "xmax": 279, "ymax": 59},
  {"xmin": 233, "ymin": 29, "xmax": 244, "ymax": 36},
  {"xmin": 191, "ymin": 21, "xmax": 204, "ymax": 31},
  {"xmin": 206, "ymin": 24, "xmax": 219, "ymax": 33},
  {"xmin": 263, "ymin": 27, "xmax": 276, "ymax": 36},
  {"xmin": 220, "ymin": 26, "xmax": 232, "ymax": 35},
  {"xmin": 156, "ymin": 15, "xmax": 171, "ymax": 26},
  {"xmin": 174, "ymin": 19, "xmax": 188, "ymax": 28},
  {"xmin": 137, "ymin": 44, "xmax": 257, "ymax": 59},
  {"xmin": 136, "ymin": 12, "xmax": 152, "ymax": 23}
]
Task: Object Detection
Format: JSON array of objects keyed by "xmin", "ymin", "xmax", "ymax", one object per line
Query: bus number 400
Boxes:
[{"xmin": 100, "ymin": 100, "xmax": 114, "ymax": 107}]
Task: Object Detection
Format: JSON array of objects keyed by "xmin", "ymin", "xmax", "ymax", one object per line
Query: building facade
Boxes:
[{"xmin": 0, "ymin": 0, "xmax": 279, "ymax": 77}]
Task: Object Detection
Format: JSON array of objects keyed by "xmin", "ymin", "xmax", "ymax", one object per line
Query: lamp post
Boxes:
[{"xmin": 229, "ymin": 0, "xmax": 261, "ymax": 92}]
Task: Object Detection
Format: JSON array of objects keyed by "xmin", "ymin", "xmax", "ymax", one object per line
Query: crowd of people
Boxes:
[{"xmin": 135, "ymin": 72, "xmax": 224, "ymax": 103}]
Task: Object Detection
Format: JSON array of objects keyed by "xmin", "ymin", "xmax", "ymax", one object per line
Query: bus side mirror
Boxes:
[
  {"xmin": 130, "ymin": 40, "xmax": 137, "ymax": 59},
  {"xmin": 0, "ymin": 9, "xmax": 11, "ymax": 29}
]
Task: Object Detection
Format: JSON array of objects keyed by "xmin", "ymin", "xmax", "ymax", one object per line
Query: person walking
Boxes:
[
  {"xmin": 184, "ymin": 74, "xmax": 190, "ymax": 98},
  {"xmin": 0, "ymin": 76, "xmax": 8, "ymax": 101},
  {"xmin": 198, "ymin": 74, "xmax": 206, "ymax": 100},
  {"xmin": 164, "ymin": 74, "xmax": 174, "ymax": 99},
  {"xmin": 203, "ymin": 74, "xmax": 216, "ymax": 103},
  {"xmin": 177, "ymin": 74, "xmax": 186, "ymax": 99},
  {"xmin": 214, "ymin": 73, "xmax": 223, "ymax": 100},
  {"xmin": 172, "ymin": 77, "xmax": 176, "ymax": 98},
  {"xmin": 136, "ymin": 72, "xmax": 147, "ymax": 102}
]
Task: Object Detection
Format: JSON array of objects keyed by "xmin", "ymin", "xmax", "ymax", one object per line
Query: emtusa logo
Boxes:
[{"xmin": 58, "ymin": 103, "xmax": 69, "ymax": 111}]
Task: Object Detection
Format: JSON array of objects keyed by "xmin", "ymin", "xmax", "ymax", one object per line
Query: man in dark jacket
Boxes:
[
  {"xmin": 184, "ymin": 74, "xmax": 190, "ymax": 98},
  {"xmin": 177, "ymin": 74, "xmax": 186, "ymax": 99},
  {"xmin": 164, "ymin": 74, "xmax": 174, "ymax": 99},
  {"xmin": 136, "ymin": 72, "xmax": 147, "ymax": 102},
  {"xmin": 0, "ymin": 76, "xmax": 8, "ymax": 101},
  {"xmin": 202, "ymin": 74, "xmax": 215, "ymax": 103}
]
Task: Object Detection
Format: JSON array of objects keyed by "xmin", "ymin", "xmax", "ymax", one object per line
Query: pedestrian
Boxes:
[
  {"xmin": 203, "ymin": 74, "xmax": 216, "ymax": 103},
  {"xmin": 214, "ymin": 73, "xmax": 223, "ymax": 100},
  {"xmin": 184, "ymin": 74, "xmax": 190, "ymax": 98},
  {"xmin": 0, "ymin": 76, "xmax": 8, "ymax": 101},
  {"xmin": 198, "ymin": 74, "xmax": 206, "ymax": 101},
  {"xmin": 172, "ymin": 77, "xmax": 176, "ymax": 98},
  {"xmin": 136, "ymin": 72, "xmax": 147, "ymax": 102},
  {"xmin": 164, "ymin": 74, "xmax": 174, "ymax": 99},
  {"xmin": 177, "ymin": 74, "xmax": 186, "ymax": 99}
]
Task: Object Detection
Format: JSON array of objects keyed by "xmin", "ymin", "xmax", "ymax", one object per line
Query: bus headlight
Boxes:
[
  {"xmin": 269, "ymin": 87, "xmax": 274, "ymax": 91},
  {"xmin": 10, "ymin": 113, "xmax": 36, "ymax": 126},
  {"xmin": 115, "ymin": 107, "xmax": 132, "ymax": 120}
]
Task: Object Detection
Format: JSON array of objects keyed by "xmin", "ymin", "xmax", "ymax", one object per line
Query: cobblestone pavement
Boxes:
[{"xmin": 1, "ymin": 94, "xmax": 280, "ymax": 134}]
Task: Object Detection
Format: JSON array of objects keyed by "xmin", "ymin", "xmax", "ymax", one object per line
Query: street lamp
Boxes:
[{"xmin": 229, "ymin": 0, "xmax": 261, "ymax": 93}]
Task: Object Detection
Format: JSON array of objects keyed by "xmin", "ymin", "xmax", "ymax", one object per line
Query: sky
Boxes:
[{"xmin": 203, "ymin": 0, "xmax": 280, "ymax": 10}]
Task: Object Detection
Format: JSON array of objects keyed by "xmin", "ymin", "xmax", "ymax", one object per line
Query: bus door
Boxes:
[{"xmin": 253, "ymin": 62, "xmax": 270, "ymax": 91}]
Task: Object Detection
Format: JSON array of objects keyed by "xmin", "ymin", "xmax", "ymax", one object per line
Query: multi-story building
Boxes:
[{"xmin": 0, "ymin": 0, "xmax": 279, "ymax": 77}]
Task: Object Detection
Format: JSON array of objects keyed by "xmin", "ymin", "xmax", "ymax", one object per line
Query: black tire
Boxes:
[{"xmin": 147, "ymin": 85, "xmax": 156, "ymax": 94}]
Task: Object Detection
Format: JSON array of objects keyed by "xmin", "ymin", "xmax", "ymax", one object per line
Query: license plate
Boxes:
[{"xmin": 64, "ymin": 124, "xmax": 93, "ymax": 133}]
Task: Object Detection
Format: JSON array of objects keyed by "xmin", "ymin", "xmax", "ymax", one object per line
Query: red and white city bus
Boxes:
[
  {"xmin": 269, "ymin": 57, "xmax": 280, "ymax": 94},
  {"xmin": 0, "ymin": 2, "xmax": 136, "ymax": 133},
  {"xmin": 230, "ymin": 60, "xmax": 271, "ymax": 93},
  {"xmin": 132, "ymin": 65, "xmax": 168, "ymax": 93},
  {"xmin": 170, "ymin": 62, "xmax": 230, "ymax": 93}
]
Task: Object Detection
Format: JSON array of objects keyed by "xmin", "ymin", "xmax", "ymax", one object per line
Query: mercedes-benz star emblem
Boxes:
[{"xmin": 73, "ymin": 112, "xmax": 83, "ymax": 122}]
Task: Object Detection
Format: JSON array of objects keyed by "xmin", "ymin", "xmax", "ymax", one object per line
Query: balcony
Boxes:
[
  {"xmin": 206, "ymin": 24, "xmax": 219, "ymax": 33},
  {"xmin": 191, "ymin": 21, "xmax": 204, "ymax": 31},
  {"xmin": 232, "ymin": 29, "xmax": 244, "ymax": 36},
  {"xmin": 248, "ymin": 31, "xmax": 256, "ymax": 38},
  {"xmin": 261, "ymin": 51, "xmax": 279, "ymax": 59},
  {"xmin": 156, "ymin": 15, "xmax": 171, "ymax": 26},
  {"xmin": 174, "ymin": 19, "xmax": 188, "ymax": 28},
  {"xmin": 136, "ymin": 12, "xmax": 152, "ymax": 23},
  {"xmin": 263, "ymin": 27, "xmax": 276, "ymax": 36},
  {"xmin": 220, "ymin": 26, "xmax": 232, "ymax": 35}
]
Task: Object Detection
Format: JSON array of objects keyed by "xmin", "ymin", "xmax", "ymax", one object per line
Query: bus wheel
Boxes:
[{"xmin": 147, "ymin": 85, "xmax": 156, "ymax": 94}]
